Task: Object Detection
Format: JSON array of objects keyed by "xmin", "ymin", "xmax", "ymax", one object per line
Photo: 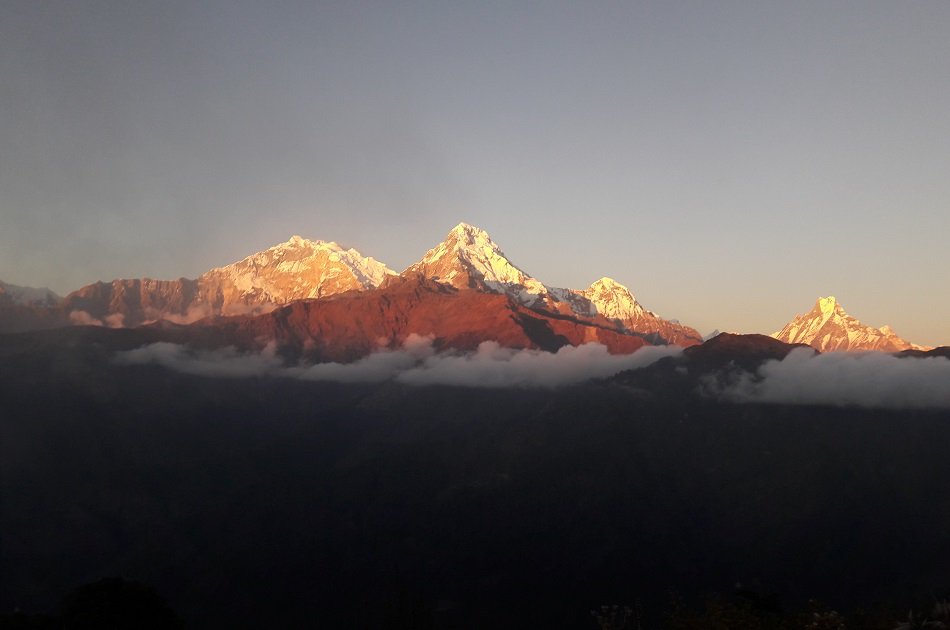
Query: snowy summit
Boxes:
[{"xmin": 772, "ymin": 296, "xmax": 925, "ymax": 352}]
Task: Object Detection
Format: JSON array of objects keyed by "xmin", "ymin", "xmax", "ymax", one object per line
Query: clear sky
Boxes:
[{"xmin": 2, "ymin": 1, "xmax": 948, "ymax": 345}]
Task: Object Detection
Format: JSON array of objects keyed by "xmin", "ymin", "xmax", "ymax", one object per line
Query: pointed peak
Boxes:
[
  {"xmin": 775, "ymin": 296, "xmax": 919, "ymax": 352},
  {"xmin": 588, "ymin": 277, "xmax": 628, "ymax": 291},
  {"xmin": 271, "ymin": 236, "xmax": 350, "ymax": 254},
  {"xmin": 586, "ymin": 278, "xmax": 637, "ymax": 303},
  {"xmin": 447, "ymin": 222, "xmax": 493, "ymax": 244},
  {"xmin": 579, "ymin": 277, "xmax": 644, "ymax": 322},
  {"xmin": 450, "ymin": 221, "xmax": 482, "ymax": 233},
  {"xmin": 283, "ymin": 234, "xmax": 328, "ymax": 247},
  {"xmin": 816, "ymin": 295, "xmax": 843, "ymax": 316}
]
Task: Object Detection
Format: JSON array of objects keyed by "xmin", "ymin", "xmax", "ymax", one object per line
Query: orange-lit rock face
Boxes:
[
  {"xmin": 194, "ymin": 274, "xmax": 651, "ymax": 362},
  {"xmin": 63, "ymin": 278, "xmax": 200, "ymax": 326},
  {"xmin": 772, "ymin": 296, "xmax": 924, "ymax": 352}
]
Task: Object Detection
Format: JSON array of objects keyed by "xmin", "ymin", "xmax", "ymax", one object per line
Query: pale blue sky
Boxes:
[{"xmin": 2, "ymin": 1, "xmax": 948, "ymax": 345}]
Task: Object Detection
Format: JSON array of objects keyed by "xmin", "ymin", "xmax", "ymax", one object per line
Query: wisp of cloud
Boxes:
[
  {"xmin": 117, "ymin": 342, "xmax": 285, "ymax": 379},
  {"xmin": 115, "ymin": 335, "xmax": 683, "ymax": 388}
]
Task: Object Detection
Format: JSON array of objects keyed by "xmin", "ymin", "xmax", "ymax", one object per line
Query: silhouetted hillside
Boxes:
[{"xmin": 2, "ymin": 334, "xmax": 949, "ymax": 628}]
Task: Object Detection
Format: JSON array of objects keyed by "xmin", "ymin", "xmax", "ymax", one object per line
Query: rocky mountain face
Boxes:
[
  {"xmin": 772, "ymin": 296, "xmax": 922, "ymax": 352},
  {"xmin": 63, "ymin": 278, "xmax": 201, "ymax": 327}
]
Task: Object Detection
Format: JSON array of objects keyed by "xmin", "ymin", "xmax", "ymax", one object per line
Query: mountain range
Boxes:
[
  {"xmin": 0, "ymin": 223, "xmax": 701, "ymax": 349},
  {"xmin": 0, "ymin": 223, "xmax": 935, "ymax": 353}
]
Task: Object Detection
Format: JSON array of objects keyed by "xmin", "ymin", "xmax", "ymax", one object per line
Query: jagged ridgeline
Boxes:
[{"xmin": 0, "ymin": 223, "xmax": 702, "ymax": 348}]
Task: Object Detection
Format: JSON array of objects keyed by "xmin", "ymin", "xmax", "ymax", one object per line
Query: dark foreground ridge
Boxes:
[{"xmin": 2, "ymin": 332, "xmax": 950, "ymax": 628}]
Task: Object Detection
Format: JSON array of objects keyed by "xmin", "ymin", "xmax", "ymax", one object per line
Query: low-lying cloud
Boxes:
[
  {"xmin": 69, "ymin": 304, "xmax": 278, "ymax": 329},
  {"xmin": 117, "ymin": 342, "xmax": 285, "ymax": 378},
  {"xmin": 395, "ymin": 341, "xmax": 679, "ymax": 388},
  {"xmin": 115, "ymin": 335, "xmax": 683, "ymax": 388},
  {"xmin": 69, "ymin": 310, "xmax": 125, "ymax": 328},
  {"xmin": 113, "ymin": 339, "xmax": 950, "ymax": 404},
  {"xmin": 140, "ymin": 302, "xmax": 277, "ymax": 326},
  {"xmin": 712, "ymin": 347, "xmax": 950, "ymax": 409}
]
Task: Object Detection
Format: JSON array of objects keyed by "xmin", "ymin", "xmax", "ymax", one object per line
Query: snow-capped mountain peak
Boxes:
[
  {"xmin": 442, "ymin": 222, "xmax": 504, "ymax": 257},
  {"xmin": 202, "ymin": 235, "xmax": 397, "ymax": 303},
  {"xmin": 589, "ymin": 277, "xmax": 627, "ymax": 291},
  {"xmin": 817, "ymin": 295, "xmax": 844, "ymax": 318},
  {"xmin": 46, "ymin": 235, "xmax": 398, "ymax": 329},
  {"xmin": 405, "ymin": 223, "xmax": 549, "ymax": 304},
  {"xmin": 403, "ymin": 224, "xmax": 702, "ymax": 345},
  {"xmin": 578, "ymin": 277, "xmax": 647, "ymax": 321},
  {"xmin": 773, "ymin": 296, "xmax": 922, "ymax": 352},
  {"xmin": 447, "ymin": 222, "xmax": 492, "ymax": 245}
]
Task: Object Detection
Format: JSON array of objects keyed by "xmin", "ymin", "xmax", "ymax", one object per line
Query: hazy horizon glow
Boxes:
[{"xmin": 2, "ymin": 2, "xmax": 948, "ymax": 345}]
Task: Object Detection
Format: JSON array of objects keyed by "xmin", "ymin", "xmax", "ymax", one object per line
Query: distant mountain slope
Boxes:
[
  {"xmin": 0, "ymin": 280, "xmax": 60, "ymax": 307},
  {"xmin": 0, "ymin": 281, "xmax": 65, "ymax": 332},
  {"xmin": 772, "ymin": 296, "xmax": 924, "ymax": 352},
  {"xmin": 898, "ymin": 346, "xmax": 950, "ymax": 360},
  {"xmin": 609, "ymin": 333, "xmax": 813, "ymax": 395},
  {"xmin": 569, "ymin": 276, "xmax": 702, "ymax": 346}
]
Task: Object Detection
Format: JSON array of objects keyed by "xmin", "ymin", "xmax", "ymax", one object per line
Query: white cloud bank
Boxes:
[
  {"xmin": 713, "ymin": 347, "xmax": 950, "ymax": 409},
  {"xmin": 394, "ymin": 341, "xmax": 680, "ymax": 388},
  {"xmin": 114, "ymin": 335, "xmax": 683, "ymax": 388}
]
